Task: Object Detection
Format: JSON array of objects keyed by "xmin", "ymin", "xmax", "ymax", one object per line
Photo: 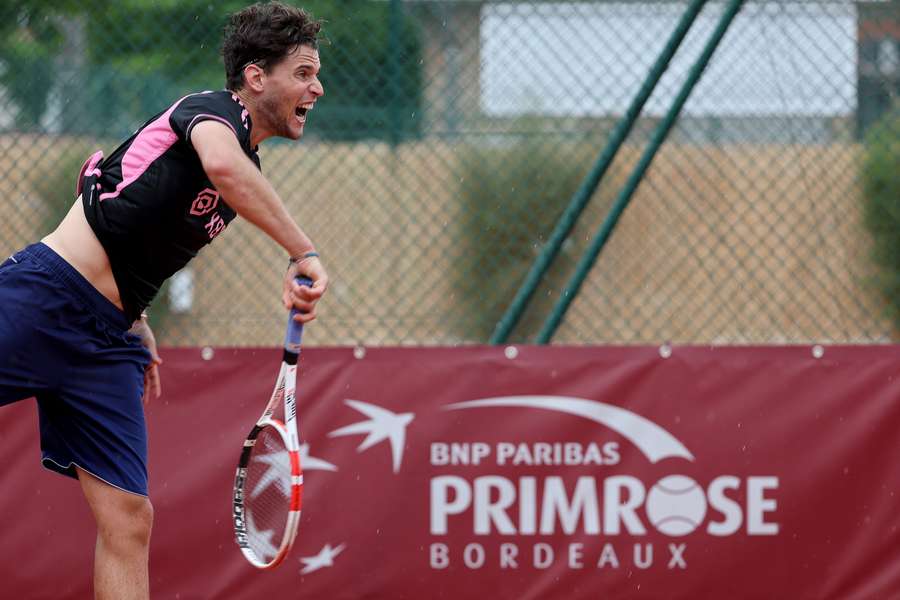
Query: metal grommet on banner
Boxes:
[
  {"xmin": 504, "ymin": 345, "xmax": 519, "ymax": 360},
  {"xmin": 659, "ymin": 342, "xmax": 672, "ymax": 359},
  {"xmin": 201, "ymin": 346, "xmax": 214, "ymax": 361},
  {"xmin": 812, "ymin": 345, "xmax": 824, "ymax": 359},
  {"xmin": 353, "ymin": 345, "xmax": 366, "ymax": 360}
]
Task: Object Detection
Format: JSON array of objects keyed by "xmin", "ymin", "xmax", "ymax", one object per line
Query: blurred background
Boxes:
[{"xmin": 0, "ymin": 0, "xmax": 897, "ymax": 346}]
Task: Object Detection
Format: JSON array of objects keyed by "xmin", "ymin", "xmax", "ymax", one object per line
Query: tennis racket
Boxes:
[{"xmin": 232, "ymin": 277, "xmax": 311, "ymax": 569}]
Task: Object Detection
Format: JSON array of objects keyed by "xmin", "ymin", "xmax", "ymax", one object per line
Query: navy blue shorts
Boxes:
[{"xmin": 0, "ymin": 243, "xmax": 151, "ymax": 496}]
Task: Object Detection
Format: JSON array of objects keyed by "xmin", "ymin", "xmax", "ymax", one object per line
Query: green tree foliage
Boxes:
[
  {"xmin": 0, "ymin": 2, "xmax": 64, "ymax": 127},
  {"xmin": 861, "ymin": 106, "xmax": 900, "ymax": 331},
  {"xmin": 0, "ymin": 0, "xmax": 423, "ymax": 142},
  {"xmin": 306, "ymin": 0, "xmax": 424, "ymax": 141}
]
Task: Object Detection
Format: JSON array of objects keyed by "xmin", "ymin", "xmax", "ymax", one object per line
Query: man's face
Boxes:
[{"xmin": 257, "ymin": 44, "xmax": 324, "ymax": 140}]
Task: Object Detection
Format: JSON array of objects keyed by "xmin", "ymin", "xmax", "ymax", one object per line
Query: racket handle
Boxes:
[{"xmin": 285, "ymin": 277, "xmax": 313, "ymax": 352}]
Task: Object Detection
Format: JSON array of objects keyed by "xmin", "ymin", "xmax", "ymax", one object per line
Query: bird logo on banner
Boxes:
[{"xmin": 327, "ymin": 400, "xmax": 415, "ymax": 473}]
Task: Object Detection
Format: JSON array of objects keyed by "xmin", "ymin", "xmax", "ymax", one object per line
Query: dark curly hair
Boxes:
[{"xmin": 222, "ymin": 2, "xmax": 323, "ymax": 91}]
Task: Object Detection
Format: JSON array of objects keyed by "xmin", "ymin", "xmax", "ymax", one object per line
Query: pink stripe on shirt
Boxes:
[{"xmin": 98, "ymin": 96, "xmax": 190, "ymax": 202}]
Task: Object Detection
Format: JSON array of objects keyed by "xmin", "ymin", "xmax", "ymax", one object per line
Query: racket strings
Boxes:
[{"xmin": 242, "ymin": 426, "xmax": 292, "ymax": 562}]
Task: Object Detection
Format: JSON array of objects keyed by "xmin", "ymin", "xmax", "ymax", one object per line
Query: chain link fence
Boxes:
[{"xmin": 0, "ymin": 0, "xmax": 898, "ymax": 345}]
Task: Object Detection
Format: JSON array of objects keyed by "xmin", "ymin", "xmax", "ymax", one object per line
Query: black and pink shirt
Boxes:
[{"xmin": 81, "ymin": 90, "xmax": 259, "ymax": 321}]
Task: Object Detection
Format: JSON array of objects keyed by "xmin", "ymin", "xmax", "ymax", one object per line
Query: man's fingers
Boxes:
[
  {"xmin": 292, "ymin": 311, "xmax": 316, "ymax": 323},
  {"xmin": 291, "ymin": 296, "xmax": 318, "ymax": 311},
  {"xmin": 149, "ymin": 365, "xmax": 162, "ymax": 398},
  {"xmin": 290, "ymin": 283, "xmax": 323, "ymax": 314},
  {"xmin": 292, "ymin": 281, "xmax": 325, "ymax": 299},
  {"xmin": 284, "ymin": 262, "xmax": 327, "ymax": 321},
  {"xmin": 144, "ymin": 364, "xmax": 162, "ymax": 402}
]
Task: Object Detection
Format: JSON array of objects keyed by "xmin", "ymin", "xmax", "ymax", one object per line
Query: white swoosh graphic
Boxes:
[{"xmin": 445, "ymin": 396, "xmax": 693, "ymax": 463}]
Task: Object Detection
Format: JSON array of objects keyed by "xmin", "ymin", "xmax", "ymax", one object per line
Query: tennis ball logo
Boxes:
[{"xmin": 645, "ymin": 475, "xmax": 707, "ymax": 536}]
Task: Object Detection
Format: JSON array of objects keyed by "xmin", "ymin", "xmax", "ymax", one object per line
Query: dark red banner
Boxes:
[{"xmin": 1, "ymin": 346, "xmax": 899, "ymax": 599}]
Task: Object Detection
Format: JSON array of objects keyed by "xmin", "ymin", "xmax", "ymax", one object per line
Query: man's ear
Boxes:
[{"xmin": 244, "ymin": 63, "xmax": 265, "ymax": 93}]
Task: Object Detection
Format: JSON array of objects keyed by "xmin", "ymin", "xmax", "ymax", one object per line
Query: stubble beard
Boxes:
[{"xmin": 259, "ymin": 94, "xmax": 300, "ymax": 140}]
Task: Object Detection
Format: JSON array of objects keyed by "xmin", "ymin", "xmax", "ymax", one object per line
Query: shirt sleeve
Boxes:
[{"xmin": 169, "ymin": 92, "xmax": 249, "ymax": 149}]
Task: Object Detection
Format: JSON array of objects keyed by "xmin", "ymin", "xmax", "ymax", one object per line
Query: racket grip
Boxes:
[{"xmin": 285, "ymin": 277, "xmax": 314, "ymax": 352}]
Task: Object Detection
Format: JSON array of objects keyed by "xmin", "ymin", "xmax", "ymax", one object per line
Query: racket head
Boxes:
[{"xmin": 233, "ymin": 421, "xmax": 303, "ymax": 569}]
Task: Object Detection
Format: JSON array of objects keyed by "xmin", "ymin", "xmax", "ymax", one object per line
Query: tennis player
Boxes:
[{"xmin": 0, "ymin": 3, "xmax": 326, "ymax": 598}]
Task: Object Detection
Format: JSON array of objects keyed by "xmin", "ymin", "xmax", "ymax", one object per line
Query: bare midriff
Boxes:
[{"xmin": 42, "ymin": 198, "xmax": 124, "ymax": 311}]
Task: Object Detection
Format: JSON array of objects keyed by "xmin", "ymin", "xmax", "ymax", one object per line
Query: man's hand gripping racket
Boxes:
[{"xmin": 232, "ymin": 277, "xmax": 311, "ymax": 569}]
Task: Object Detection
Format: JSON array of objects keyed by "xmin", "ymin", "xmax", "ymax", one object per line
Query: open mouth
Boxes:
[{"xmin": 295, "ymin": 104, "xmax": 312, "ymax": 122}]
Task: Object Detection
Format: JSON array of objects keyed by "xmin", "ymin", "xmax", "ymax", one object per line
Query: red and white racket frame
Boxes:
[{"xmin": 232, "ymin": 278, "xmax": 309, "ymax": 569}]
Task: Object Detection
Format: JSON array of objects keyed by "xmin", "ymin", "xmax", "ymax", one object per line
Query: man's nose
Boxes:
[{"xmin": 312, "ymin": 77, "xmax": 324, "ymax": 97}]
